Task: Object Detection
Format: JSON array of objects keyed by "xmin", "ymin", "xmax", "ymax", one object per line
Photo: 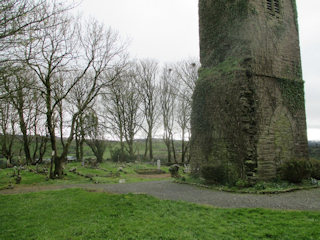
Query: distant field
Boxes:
[
  {"xmin": 0, "ymin": 137, "xmax": 185, "ymax": 163},
  {"xmin": 309, "ymin": 141, "xmax": 320, "ymax": 160},
  {"xmin": 1, "ymin": 188, "xmax": 320, "ymax": 240},
  {"xmin": 3, "ymin": 136, "xmax": 320, "ymax": 162}
]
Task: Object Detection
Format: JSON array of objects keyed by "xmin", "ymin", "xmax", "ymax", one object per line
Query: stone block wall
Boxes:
[{"xmin": 191, "ymin": 0, "xmax": 308, "ymax": 180}]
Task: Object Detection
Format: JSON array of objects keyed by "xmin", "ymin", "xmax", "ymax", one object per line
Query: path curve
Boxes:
[{"xmin": 1, "ymin": 181, "xmax": 320, "ymax": 211}]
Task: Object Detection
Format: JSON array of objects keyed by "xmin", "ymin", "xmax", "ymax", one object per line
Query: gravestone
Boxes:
[{"xmin": 157, "ymin": 159, "xmax": 161, "ymax": 170}]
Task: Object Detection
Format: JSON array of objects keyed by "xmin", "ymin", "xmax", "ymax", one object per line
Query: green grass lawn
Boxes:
[
  {"xmin": 0, "ymin": 167, "xmax": 92, "ymax": 190},
  {"xmin": 0, "ymin": 188, "xmax": 319, "ymax": 240}
]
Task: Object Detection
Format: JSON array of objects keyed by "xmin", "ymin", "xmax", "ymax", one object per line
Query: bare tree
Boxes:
[
  {"xmin": 69, "ymin": 75, "xmax": 97, "ymax": 164},
  {"xmin": 176, "ymin": 96, "xmax": 191, "ymax": 163},
  {"xmin": 0, "ymin": 0, "xmax": 66, "ymax": 42},
  {"xmin": 0, "ymin": 0, "xmax": 73, "ymax": 100},
  {"xmin": 2, "ymin": 68, "xmax": 32, "ymax": 163},
  {"xmin": 174, "ymin": 59, "xmax": 199, "ymax": 105},
  {"xmin": 135, "ymin": 59, "xmax": 159, "ymax": 161},
  {"xmin": 1, "ymin": 67, "xmax": 48, "ymax": 164},
  {"xmin": 83, "ymin": 109, "xmax": 107, "ymax": 163},
  {"xmin": 23, "ymin": 9, "xmax": 76, "ymax": 177},
  {"xmin": 1, "ymin": 64, "xmax": 49, "ymax": 165},
  {"xmin": 24, "ymin": 11, "xmax": 127, "ymax": 178},
  {"xmin": 103, "ymin": 77, "xmax": 125, "ymax": 156},
  {"xmin": 160, "ymin": 66, "xmax": 177, "ymax": 163},
  {"xmin": 174, "ymin": 59, "xmax": 200, "ymax": 163},
  {"xmin": 103, "ymin": 65, "xmax": 143, "ymax": 160},
  {"xmin": 74, "ymin": 116, "xmax": 85, "ymax": 162},
  {"xmin": 70, "ymin": 79, "xmax": 89, "ymax": 163},
  {"xmin": 0, "ymin": 0, "xmax": 44, "ymax": 61},
  {"xmin": 122, "ymin": 69, "xmax": 143, "ymax": 159}
]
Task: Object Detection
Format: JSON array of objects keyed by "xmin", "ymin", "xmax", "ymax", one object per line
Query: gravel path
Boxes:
[{"xmin": 1, "ymin": 181, "xmax": 320, "ymax": 211}]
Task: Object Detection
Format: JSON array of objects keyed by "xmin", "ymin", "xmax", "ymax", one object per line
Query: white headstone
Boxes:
[{"xmin": 157, "ymin": 159, "xmax": 161, "ymax": 170}]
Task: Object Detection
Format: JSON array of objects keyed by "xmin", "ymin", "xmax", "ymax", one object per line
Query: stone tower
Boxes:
[{"xmin": 191, "ymin": 0, "xmax": 308, "ymax": 180}]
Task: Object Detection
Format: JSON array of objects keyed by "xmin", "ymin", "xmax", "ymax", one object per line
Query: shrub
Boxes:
[
  {"xmin": 235, "ymin": 179, "xmax": 250, "ymax": 188},
  {"xmin": 310, "ymin": 159, "xmax": 320, "ymax": 180},
  {"xmin": 169, "ymin": 164, "xmax": 180, "ymax": 178},
  {"xmin": 110, "ymin": 148, "xmax": 136, "ymax": 163},
  {"xmin": 201, "ymin": 163, "xmax": 227, "ymax": 184},
  {"xmin": 0, "ymin": 159, "xmax": 7, "ymax": 169},
  {"xmin": 280, "ymin": 158, "xmax": 310, "ymax": 183},
  {"xmin": 254, "ymin": 182, "xmax": 266, "ymax": 191}
]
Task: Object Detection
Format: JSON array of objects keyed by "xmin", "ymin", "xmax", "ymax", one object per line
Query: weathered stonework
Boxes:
[{"xmin": 191, "ymin": 0, "xmax": 308, "ymax": 180}]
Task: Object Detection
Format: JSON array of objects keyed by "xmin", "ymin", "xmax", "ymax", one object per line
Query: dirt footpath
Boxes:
[{"xmin": 1, "ymin": 181, "xmax": 320, "ymax": 211}]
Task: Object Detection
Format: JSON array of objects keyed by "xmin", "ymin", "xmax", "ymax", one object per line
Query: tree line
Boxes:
[{"xmin": 0, "ymin": 0, "xmax": 199, "ymax": 178}]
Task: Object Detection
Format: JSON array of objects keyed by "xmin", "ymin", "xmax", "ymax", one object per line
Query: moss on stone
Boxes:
[
  {"xmin": 191, "ymin": 67, "xmax": 257, "ymax": 179},
  {"xmin": 198, "ymin": 58, "xmax": 244, "ymax": 80},
  {"xmin": 277, "ymin": 78, "xmax": 305, "ymax": 115},
  {"xmin": 199, "ymin": 0, "xmax": 251, "ymax": 67}
]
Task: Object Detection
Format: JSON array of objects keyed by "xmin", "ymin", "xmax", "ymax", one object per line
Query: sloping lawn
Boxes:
[{"xmin": 0, "ymin": 189, "xmax": 319, "ymax": 240}]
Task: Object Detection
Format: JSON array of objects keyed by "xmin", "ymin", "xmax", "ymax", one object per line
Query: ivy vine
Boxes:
[{"xmin": 277, "ymin": 78, "xmax": 305, "ymax": 115}]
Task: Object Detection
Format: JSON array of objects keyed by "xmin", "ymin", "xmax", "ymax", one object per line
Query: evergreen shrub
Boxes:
[
  {"xmin": 280, "ymin": 158, "xmax": 310, "ymax": 183},
  {"xmin": 110, "ymin": 148, "xmax": 135, "ymax": 162},
  {"xmin": 201, "ymin": 163, "xmax": 227, "ymax": 184},
  {"xmin": 0, "ymin": 159, "xmax": 6, "ymax": 169},
  {"xmin": 310, "ymin": 159, "xmax": 320, "ymax": 180}
]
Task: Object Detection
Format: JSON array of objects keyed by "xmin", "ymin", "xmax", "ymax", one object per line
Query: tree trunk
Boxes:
[
  {"xmin": 37, "ymin": 136, "xmax": 47, "ymax": 164},
  {"xmin": 97, "ymin": 154, "xmax": 103, "ymax": 163},
  {"xmin": 79, "ymin": 117, "xmax": 85, "ymax": 162},
  {"xmin": 165, "ymin": 140, "xmax": 171, "ymax": 163},
  {"xmin": 1, "ymin": 135, "xmax": 14, "ymax": 164},
  {"xmin": 75, "ymin": 136, "xmax": 80, "ymax": 162},
  {"xmin": 144, "ymin": 137, "xmax": 148, "ymax": 160},
  {"xmin": 119, "ymin": 129, "xmax": 124, "ymax": 157},
  {"xmin": 181, "ymin": 141, "xmax": 185, "ymax": 163},
  {"xmin": 80, "ymin": 138, "xmax": 84, "ymax": 163},
  {"xmin": 75, "ymin": 121, "xmax": 80, "ymax": 161},
  {"xmin": 32, "ymin": 135, "xmax": 39, "ymax": 163},
  {"xmin": 54, "ymin": 156, "xmax": 64, "ymax": 178},
  {"xmin": 171, "ymin": 137, "xmax": 177, "ymax": 163},
  {"xmin": 47, "ymin": 111, "xmax": 58, "ymax": 179},
  {"xmin": 181, "ymin": 128, "xmax": 185, "ymax": 163},
  {"xmin": 129, "ymin": 139, "xmax": 134, "ymax": 160},
  {"xmin": 148, "ymin": 130, "xmax": 153, "ymax": 161},
  {"xmin": 96, "ymin": 142, "xmax": 104, "ymax": 163},
  {"xmin": 17, "ymin": 110, "xmax": 31, "ymax": 164}
]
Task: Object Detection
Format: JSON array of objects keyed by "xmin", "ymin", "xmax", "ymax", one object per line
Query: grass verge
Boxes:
[
  {"xmin": 176, "ymin": 175, "xmax": 320, "ymax": 194},
  {"xmin": 0, "ymin": 188, "xmax": 320, "ymax": 240}
]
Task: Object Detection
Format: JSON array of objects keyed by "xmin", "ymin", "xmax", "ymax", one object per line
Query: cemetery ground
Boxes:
[
  {"xmin": 1, "ymin": 141, "xmax": 320, "ymax": 239},
  {"xmin": 0, "ymin": 162, "xmax": 171, "ymax": 190},
  {"xmin": 0, "ymin": 162, "xmax": 320, "ymax": 239}
]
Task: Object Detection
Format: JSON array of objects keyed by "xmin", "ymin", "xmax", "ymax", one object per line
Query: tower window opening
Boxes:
[
  {"xmin": 267, "ymin": 0, "xmax": 273, "ymax": 11},
  {"xmin": 267, "ymin": 0, "xmax": 281, "ymax": 16},
  {"xmin": 274, "ymin": 0, "xmax": 280, "ymax": 14}
]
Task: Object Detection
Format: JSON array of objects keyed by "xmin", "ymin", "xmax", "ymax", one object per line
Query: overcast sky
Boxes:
[{"xmin": 77, "ymin": 0, "xmax": 320, "ymax": 140}]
